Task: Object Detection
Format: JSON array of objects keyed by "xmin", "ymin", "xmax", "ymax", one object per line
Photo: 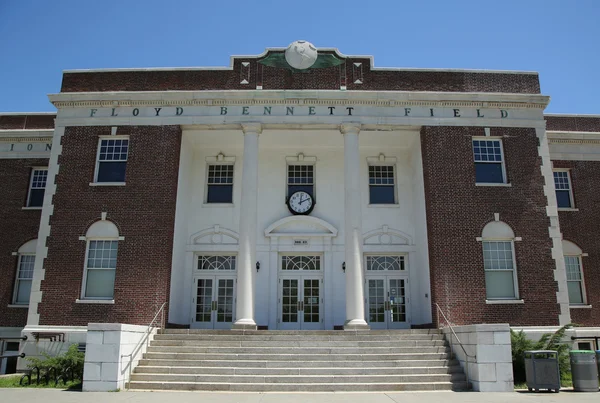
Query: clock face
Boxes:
[{"xmin": 287, "ymin": 191, "xmax": 314, "ymax": 215}]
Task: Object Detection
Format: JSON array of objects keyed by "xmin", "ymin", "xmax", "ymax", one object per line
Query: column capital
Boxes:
[
  {"xmin": 340, "ymin": 123, "xmax": 361, "ymax": 135},
  {"xmin": 241, "ymin": 123, "xmax": 263, "ymax": 135}
]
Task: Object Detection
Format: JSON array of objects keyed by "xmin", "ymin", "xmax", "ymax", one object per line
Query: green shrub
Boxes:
[
  {"xmin": 26, "ymin": 344, "xmax": 84, "ymax": 383},
  {"xmin": 511, "ymin": 324, "xmax": 576, "ymax": 384}
]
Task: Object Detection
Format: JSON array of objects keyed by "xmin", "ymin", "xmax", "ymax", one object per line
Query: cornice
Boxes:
[
  {"xmin": 549, "ymin": 138, "xmax": 600, "ymax": 145},
  {"xmin": 0, "ymin": 136, "xmax": 52, "ymax": 143},
  {"xmin": 49, "ymin": 91, "xmax": 550, "ymax": 110}
]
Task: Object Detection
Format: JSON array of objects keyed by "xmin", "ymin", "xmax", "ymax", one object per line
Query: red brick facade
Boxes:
[
  {"xmin": 0, "ymin": 158, "xmax": 48, "ymax": 327},
  {"xmin": 0, "ymin": 114, "xmax": 55, "ymax": 130},
  {"xmin": 60, "ymin": 54, "xmax": 541, "ymax": 94},
  {"xmin": 36, "ymin": 125, "xmax": 181, "ymax": 326},
  {"xmin": 421, "ymin": 126, "xmax": 560, "ymax": 326}
]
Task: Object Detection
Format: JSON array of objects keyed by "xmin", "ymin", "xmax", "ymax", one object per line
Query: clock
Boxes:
[{"xmin": 287, "ymin": 191, "xmax": 315, "ymax": 215}]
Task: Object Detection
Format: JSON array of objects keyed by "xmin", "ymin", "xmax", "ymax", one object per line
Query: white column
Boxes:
[
  {"xmin": 233, "ymin": 123, "xmax": 262, "ymax": 330},
  {"xmin": 341, "ymin": 123, "xmax": 370, "ymax": 330}
]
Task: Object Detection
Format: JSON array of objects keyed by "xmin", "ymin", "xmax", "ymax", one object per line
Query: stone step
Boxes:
[
  {"xmin": 150, "ymin": 339, "xmax": 447, "ymax": 347},
  {"xmin": 153, "ymin": 334, "xmax": 444, "ymax": 341},
  {"xmin": 127, "ymin": 380, "xmax": 469, "ymax": 392},
  {"xmin": 129, "ymin": 373, "xmax": 466, "ymax": 384},
  {"xmin": 143, "ymin": 352, "xmax": 452, "ymax": 361},
  {"xmin": 160, "ymin": 329, "xmax": 440, "ymax": 335},
  {"xmin": 146, "ymin": 346, "xmax": 450, "ymax": 355},
  {"xmin": 138, "ymin": 358, "xmax": 459, "ymax": 368},
  {"xmin": 134, "ymin": 365, "xmax": 463, "ymax": 376}
]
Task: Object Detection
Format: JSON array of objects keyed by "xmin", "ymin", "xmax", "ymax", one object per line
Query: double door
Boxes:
[
  {"xmin": 279, "ymin": 276, "xmax": 323, "ymax": 330},
  {"xmin": 191, "ymin": 276, "xmax": 236, "ymax": 329},
  {"xmin": 366, "ymin": 276, "xmax": 409, "ymax": 329}
]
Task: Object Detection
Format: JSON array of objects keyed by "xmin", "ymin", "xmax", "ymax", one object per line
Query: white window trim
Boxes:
[
  {"xmin": 12, "ymin": 253, "xmax": 35, "ymax": 305},
  {"xmin": 279, "ymin": 253, "xmax": 324, "ymax": 272},
  {"xmin": 286, "ymin": 161, "xmax": 316, "ymax": 200},
  {"xmin": 363, "ymin": 253, "xmax": 408, "ymax": 274},
  {"xmin": 367, "ymin": 155, "xmax": 398, "ymax": 205},
  {"xmin": 26, "ymin": 166, "xmax": 48, "ymax": 208},
  {"xmin": 80, "ymin": 237, "xmax": 119, "ymax": 300},
  {"xmin": 565, "ymin": 254, "xmax": 587, "ymax": 306},
  {"xmin": 196, "ymin": 253, "xmax": 238, "ymax": 271},
  {"xmin": 472, "ymin": 136, "xmax": 508, "ymax": 185},
  {"xmin": 204, "ymin": 161, "xmax": 235, "ymax": 205},
  {"xmin": 553, "ymin": 168, "xmax": 576, "ymax": 210},
  {"xmin": 93, "ymin": 135, "xmax": 129, "ymax": 184},
  {"xmin": 479, "ymin": 238, "xmax": 520, "ymax": 300}
]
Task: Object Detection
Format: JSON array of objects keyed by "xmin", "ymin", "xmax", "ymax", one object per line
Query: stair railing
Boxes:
[
  {"xmin": 434, "ymin": 303, "xmax": 476, "ymax": 390},
  {"xmin": 121, "ymin": 302, "xmax": 167, "ymax": 390}
]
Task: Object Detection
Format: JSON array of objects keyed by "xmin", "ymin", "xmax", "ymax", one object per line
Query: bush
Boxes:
[
  {"xmin": 26, "ymin": 344, "xmax": 84, "ymax": 383},
  {"xmin": 511, "ymin": 324, "xmax": 576, "ymax": 384}
]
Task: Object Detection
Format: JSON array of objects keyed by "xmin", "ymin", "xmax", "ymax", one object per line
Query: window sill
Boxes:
[
  {"xmin": 202, "ymin": 203, "xmax": 234, "ymax": 208},
  {"xmin": 486, "ymin": 299, "xmax": 524, "ymax": 304},
  {"xmin": 7, "ymin": 304, "xmax": 29, "ymax": 308},
  {"xmin": 476, "ymin": 183, "xmax": 512, "ymax": 187},
  {"xmin": 558, "ymin": 208, "xmax": 579, "ymax": 212},
  {"xmin": 89, "ymin": 182, "xmax": 126, "ymax": 187},
  {"xmin": 570, "ymin": 304, "xmax": 592, "ymax": 309},
  {"xmin": 75, "ymin": 299, "xmax": 115, "ymax": 304},
  {"xmin": 21, "ymin": 207, "xmax": 42, "ymax": 210},
  {"xmin": 367, "ymin": 204, "xmax": 400, "ymax": 208}
]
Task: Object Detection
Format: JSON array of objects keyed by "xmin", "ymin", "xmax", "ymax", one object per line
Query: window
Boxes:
[
  {"xmin": 95, "ymin": 138, "xmax": 129, "ymax": 183},
  {"xmin": 472, "ymin": 139, "xmax": 505, "ymax": 184},
  {"xmin": 282, "ymin": 255, "xmax": 321, "ymax": 271},
  {"xmin": 366, "ymin": 256, "xmax": 405, "ymax": 271},
  {"xmin": 287, "ymin": 165, "xmax": 314, "ymax": 198},
  {"xmin": 554, "ymin": 170, "xmax": 574, "ymax": 208},
  {"xmin": 480, "ymin": 221, "xmax": 519, "ymax": 300},
  {"xmin": 27, "ymin": 168, "xmax": 47, "ymax": 207},
  {"xmin": 14, "ymin": 255, "xmax": 34, "ymax": 304},
  {"xmin": 563, "ymin": 240, "xmax": 586, "ymax": 305},
  {"xmin": 81, "ymin": 220, "xmax": 121, "ymax": 300},
  {"xmin": 368, "ymin": 165, "xmax": 396, "ymax": 204},
  {"xmin": 206, "ymin": 164, "xmax": 234, "ymax": 203},
  {"xmin": 197, "ymin": 255, "xmax": 236, "ymax": 271}
]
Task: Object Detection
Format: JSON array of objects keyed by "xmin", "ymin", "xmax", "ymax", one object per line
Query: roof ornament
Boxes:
[{"xmin": 258, "ymin": 40, "xmax": 345, "ymax": 72}]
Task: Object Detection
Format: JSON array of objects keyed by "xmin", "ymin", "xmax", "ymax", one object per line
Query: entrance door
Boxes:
[
  {"xmin": 364, "ymin": 255, "xmax": 409, "ymax": 329},
  {"xmin": 279, "ymin": 276, "xmax": 322, "ymax": 330},
  {"xmin": 278, "ymin": 255, "xmax": 323, "ymax": 330},
  {"xmin": 192, "ymin": 276, "xmax": 236, "ymax": 329},
  {"xmin": 366, "ymin": 276, "xmax": 408, "ymax": 329}
]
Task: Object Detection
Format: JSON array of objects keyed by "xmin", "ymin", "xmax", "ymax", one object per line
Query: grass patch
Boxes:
[{"xmin": 0, "ymin": 375, "xmax": 81, "ymax": 390}]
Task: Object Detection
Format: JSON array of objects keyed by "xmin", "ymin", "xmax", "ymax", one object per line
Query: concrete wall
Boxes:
[
  {"xmin": 82, "ymin": 323, "xmax": 154, "ymax": 392},
  {"xmin": 442, "ymin": 323, "xmax": 513, "ymax": 392},
  {"xmin": 18, "ymin": 325, "xmax": 87, "ymax": 371}
]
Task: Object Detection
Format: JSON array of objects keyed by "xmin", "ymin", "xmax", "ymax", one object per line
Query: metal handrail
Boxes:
[
  {"xmin": 434, "ymin": 303, "xmax": 476, "ymax": 389},
  {"xmin": 121, "ymin": 302, "xmax": 167, "ymax": 390},
  {"xmin": 0, "ymin": 336, "xmax": 27, "ymax": 341}
]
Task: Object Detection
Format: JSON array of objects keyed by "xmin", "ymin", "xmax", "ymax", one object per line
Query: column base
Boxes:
[
  {"xmin": 232, "ymin": 319, "xmax": 257, "ymax": 330},
  {"xmin": 343, "ymin": 319, "xmax": 370, "ymax": 331}
]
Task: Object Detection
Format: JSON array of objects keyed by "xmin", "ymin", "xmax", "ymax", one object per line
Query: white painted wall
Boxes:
[{"xmin": 169, "ymin": 127, "xmax": 432, "ymax": 328}]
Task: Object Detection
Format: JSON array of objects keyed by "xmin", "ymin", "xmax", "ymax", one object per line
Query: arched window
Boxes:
[
  {"xmin": 480, "ymin": 221, "xmax": 519, "ymax": 300},
  {"xmin": 82, "ymin": 221, "xmax": 121, "ymax": 300},
  {"xmin": 562, "ymin": 240, "xmax": 586, "ymax": 305},
  {"xmin": 13, "ymin": 239, "xmax": 37, "ymax": 305}
]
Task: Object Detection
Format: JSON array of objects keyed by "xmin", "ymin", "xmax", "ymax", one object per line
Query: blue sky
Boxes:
[{"xmin": 0, "ymin": 0, "xmax": 598, "ymax": 113}]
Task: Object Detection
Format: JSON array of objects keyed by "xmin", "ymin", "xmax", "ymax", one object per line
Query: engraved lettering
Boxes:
[
  {"xmin": 328, "ymin": 106, "xmax": 335, "ymax": 115},
  {"xmin": 453, "ymin": 109, "xmax": 461, "ymax": 117},
  {"xmin": 346, "ymin": 107, "xmax": 354, "ymax": 116},
  {"xmin": 242, "ymin": 106, "xmax": 249, "ymax": 115},
  {"xmin": 286, "ymin": 107, "xmax": 294, "ymax": 115},
  {"xmin": 154, "ymin": 107, "xmax": 162, "ymax": 116},
  {"xmin": 263, "ymin": 106, "xmax": 271, "ymax": 115},
  {"xmin": 27, "ymin": 144, "xmax": 33, "ymax": 151},
  {"xmin": 132, "ymin": 108, "xmax": 140, "ymax": 116},
  {"xmin": 90, "ymin": 109, "xmax": 97, "ymax": 117},
  {"xmin": 501, "ymin": 110, "xmax": 508, "ymax": 118},
  {"xmin": 308, "ymin": 106, "xmax": 316, "ymax": 115},
  {"xmin": 111, "ymin": 108, "xmax": 118, "ymax": 116},
  {"xmin": 404, "ymin": 108, "xmax": 411, "ymax": 116},
  {"xmin": 46, "ymin": 144, "xmax": 52, "ymax": 151},
  {"xmin": 477, "ymin": 109, "xmax": 485, "ymax": 118},
  {"xmin": 176, "ymin": 107, "xmax": 184, "ymax": 116},
  {"xmin": 220, "ymin": 107, "xmax": 227, "ymax": 115},
  {"xmin": 10, "ymin": 144, "xmax": 14, "ymax": 151},
  {"xmin": 430, "ymin": 108, "xmax": 434, "ymax": 117}
]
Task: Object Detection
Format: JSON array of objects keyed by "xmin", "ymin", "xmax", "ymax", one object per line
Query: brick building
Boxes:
[{"xmin": 1, "ymin": 42, "xmax": 599, "ymax": 381}]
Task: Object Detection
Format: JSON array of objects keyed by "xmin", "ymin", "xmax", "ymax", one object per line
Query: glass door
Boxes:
[
  {"xmin": 191, "ymin": 276, "xmax": 236, "ymax": 329},
  {"xmin": 365, "ymin": 276, "xmax": 409, "ymax": 329},
  {"xmin": 279, "ymin": 276, "xmax": 322, "ymax": 330}
]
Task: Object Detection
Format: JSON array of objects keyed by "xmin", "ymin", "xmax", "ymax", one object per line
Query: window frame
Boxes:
[
  {"xmin": 94, "ymin": 136, "xmax": 130, "ymax": 184},
  {"xmin": 26, "ymin": 167, "xmax": 48, "ymax": 208},
  {"xmin": 553, "ymin": 169, "xmax": 575, "ymax": 209},
  {"xmin": 12, "ymin": 253, "xmax": 35, "ymax": 305},
  {"xmin": 564, "ymin": 254, "xmax": 587, "ymax": 305},
  {"xmin": 286, "ymin": 163, "xmax": 316, "ymax": 200},
  {"xmin": 205, "ymin": 162, "xmax": 235, "ymax": 204},
  {"xmin": 196, "ymin": 254, "xmax": 238, "ymax": 271},
  {"xmin": 472, "ymin": 137, "xmax": 507, "ymax": 185},
  {"xmin": 367, "ymin": 163, "xmax": 398, "ymax": 205},
  {"xmin": 481, "ymin": 239, "xmax": 520, "ymax": 300},
  {"xmin": 81, "ymin": 238, "xmax": 119, "ymax": 300}
]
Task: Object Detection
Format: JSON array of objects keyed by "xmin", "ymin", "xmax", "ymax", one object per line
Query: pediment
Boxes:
[
  {"xmin": 265, "ymin": 216, "xmax": 338, "ymax": 238},
  {"xmin": 363, "ymin": 225, "xmax": 413, "ymax": 245},
  {"xmin": 190, "ymin": 225, "xmax": 239, "ymax": 245}
]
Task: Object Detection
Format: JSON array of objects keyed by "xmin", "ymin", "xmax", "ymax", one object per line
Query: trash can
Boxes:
[
  {"xmin": 570, "ymin": 350, "xmax": 599, "ymax": 392},
  {"xmin": 524, "ymin": 350, "xmax": 560, "ymax": 392}
]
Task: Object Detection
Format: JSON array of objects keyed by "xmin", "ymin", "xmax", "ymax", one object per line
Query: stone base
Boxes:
[
  {"xmin": 343, "ymin": 319, "xmax": 370, "ymax": 331},
  {"xmin": 232, "ymin": 320, "xmax": 257, "ymax": 330}
]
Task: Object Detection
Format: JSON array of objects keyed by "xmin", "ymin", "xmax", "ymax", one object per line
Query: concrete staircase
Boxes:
[{"xmin": 128, "ymin": 329, "xmax": 468, "ymax": 392}]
